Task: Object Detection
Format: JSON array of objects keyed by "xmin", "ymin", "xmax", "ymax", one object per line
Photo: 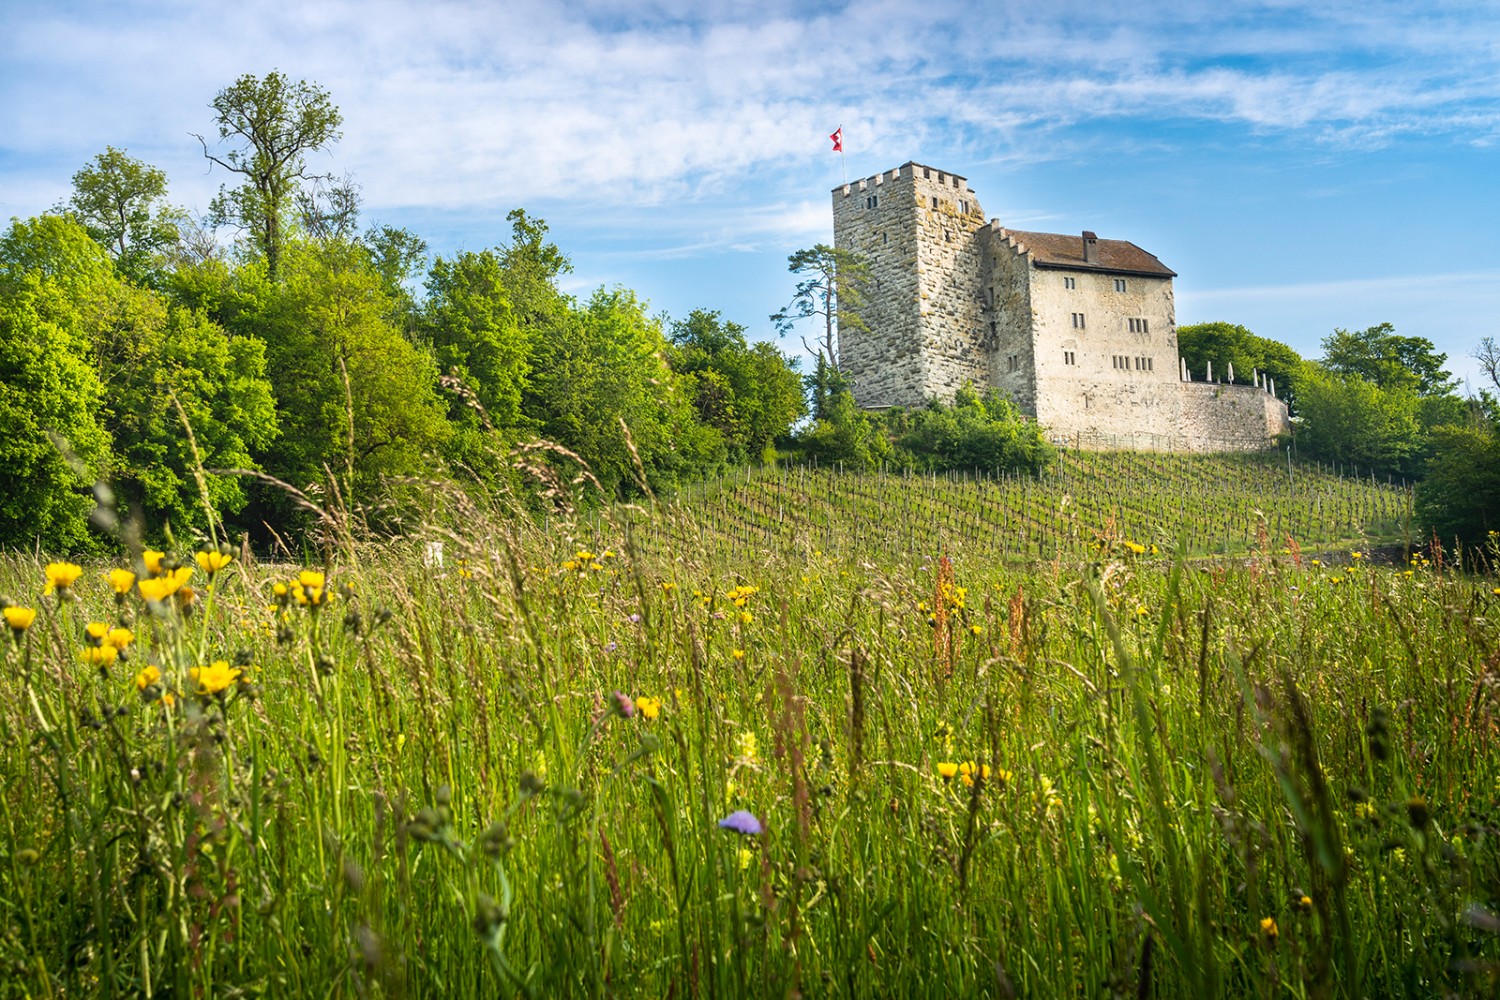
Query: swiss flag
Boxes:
[{"xmin": 830, "ymin": 126, "xmax": 842, "ymax": 153}]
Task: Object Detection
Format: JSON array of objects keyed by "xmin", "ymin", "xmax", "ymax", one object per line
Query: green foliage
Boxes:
[
  {"xmin": 1293, "ymin": 366, "xmax": 1424, "ymax": 477},
  {"xmin": 770, "ymin": 243, "xmax": 869, "ymax": 365},
  {"xmin": 60, "ymin": 146, "xmax": 186, "ymax": 285},
  {"xmin": 424, "ymin": 249, "xmax": 529, "ymax": 427},
  {"xmin": 669, "ymin": 309, "xmax": 805, "ymax": 462},
  {"xmin": 1320, "ymin": 322, "xmax": 1457, "ymax": 397},
  {"xmin": 886, "ymin": 385, "xmax": 1056, "ymax": 474},
  {"xmin": 794, "ymin": 387, "xmax": 890, "ymax": 470},
  {"xmin": 1176, "ymin": 321, "xmax": 1304, "ymax": 409},
  {"xmin": 241, "ymin": 240, "xmax": 451, "ymax": 508},
  {"xmin": 1415, "ymin": 424, "xmax": 1500, "ymax": 549},
  {"xmin": 93, "ymin": 285, "xmax": 277, "ymax": 538},
  {"xmin": 198, "ymin": 72, "xmax": 343, "ymax": 281},
  {"xmin": 525, "ymin": 289, "xmax": 724, "ymax": 498}
]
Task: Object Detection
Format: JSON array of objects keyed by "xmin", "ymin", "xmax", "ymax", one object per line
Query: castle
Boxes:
[{"xmin": 832, "ymin": 162, "xmax": 1291, "ymax": 451}]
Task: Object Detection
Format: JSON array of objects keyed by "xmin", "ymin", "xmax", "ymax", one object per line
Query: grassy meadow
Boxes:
[{"xmin": 1, "ymin": 453, "xmax": 1498, "ymax": 998}]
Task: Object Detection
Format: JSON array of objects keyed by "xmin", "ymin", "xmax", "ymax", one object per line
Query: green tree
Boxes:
[
  {"xmin": 363, "ymin": 224, "xmax": 428, "ymax": 337},
  {"xmin": 93, "ymin": 285, "xmax": 277, "ymax": 538},
  {"xmin": 243, "ymin": 241, "xmax": 451, "ymax": 509},
  {"xmin": 669, "ymin": 309, "xmax": 804, "ymax": 462},
  {"xmin": 424, "ymin": 249, "xmax": 529, "ymax": 427},
  {"xmin": 500, "ymin": 209, "xmax": 573, "ymax": 331},
  {"xmin": 60, "ymin": 146, "xmax": 186, "ymax": 285},
  {"xmin": 1320, "ymin": 322, "xmax": 1457, "ymax": 397},
  {"xmin": 196, "ymin": 72, "xmax": 343, "ymax": 281},
  {"xmin": 1293, "ymin": 366, "xmax": 1424, "ymax": 477},
  {"xmin": 525, "ymin": 289, "xmax": 723, "ymax": 498},
  {"xmin": 1415, "ymin": 424, "xmax": 1500, "ymax": 550},
  {"xmin": 0, "ymin": 216, "xmax": 116, "ymax": 550},
  {"xmin": 771, "ymin": 244, "xmax": 869, "ymax": 366},
  {"xmin": 1176, "ymin": 321, "xmax": 1304, "ymax": 410}
]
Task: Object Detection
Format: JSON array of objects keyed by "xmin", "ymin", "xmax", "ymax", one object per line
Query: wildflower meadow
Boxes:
[{"xmin": 1, "ymin": 457, "xmax": 1497, "ymax": 998}]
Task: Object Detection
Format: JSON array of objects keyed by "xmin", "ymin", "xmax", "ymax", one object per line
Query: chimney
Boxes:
[{"xmin": 1082, "ymin": 231, "xmax": 1099, "ymax": 264}]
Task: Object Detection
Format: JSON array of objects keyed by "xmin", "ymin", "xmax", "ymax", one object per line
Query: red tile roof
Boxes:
[{"xmin": 995, "ymin": 228, "xmax": 1176, "ymax": 278}]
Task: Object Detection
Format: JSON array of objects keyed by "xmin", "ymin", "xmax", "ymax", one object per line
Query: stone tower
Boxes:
[{"xmin": 832, "ymin": 163, "xmax": 989, "ymax": 407}]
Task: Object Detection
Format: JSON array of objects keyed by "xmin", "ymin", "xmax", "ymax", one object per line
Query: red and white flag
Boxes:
[{"xmin": 829, "ymin": 126, "xmax": 843, "ymax": 153}]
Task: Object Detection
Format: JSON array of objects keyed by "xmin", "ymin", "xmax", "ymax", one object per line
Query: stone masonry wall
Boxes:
[
  {"xmin": 834, "ymin": 167, "xmax": 923, "ymax": 407},
  {"xmin": 834, "ymin": 163, "xmax": 988, "ymax": 407},
  {"xmin": 1024, "ymin": 250, "xmax": 1182, "ymax": 442},
  {"xmin": 979, "ymin": 228, "xmax": 1037, "ymax": 413},
  {"xmin": 1175, "ymin": 382, "xmax": 1292, "ymax": 452}
]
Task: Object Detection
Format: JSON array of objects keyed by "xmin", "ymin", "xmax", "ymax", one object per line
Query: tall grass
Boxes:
[{"xmin": 0, "ymin": 485, "xmax": 1495, "ymax": 997}]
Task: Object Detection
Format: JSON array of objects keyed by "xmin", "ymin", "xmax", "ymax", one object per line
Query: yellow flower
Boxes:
[
  {"xmin": 735, "ymin": 730, "xmax": 759, "ymax": 763},
  {"xmin": 44, "ymin": 562, "xmax": 83, "ymax": 594},
  {"xmin": 196, "ymin": 550, "xmax": 233, "ymax": 575},
  {"xmin": 660, "ymin": 581, "xmax": 676, "ymax": 593},
  {"xmin": 142, "ymin": 550, "xmax": 165, "ymax": 576},
  {"xmin": 106, "ymin": 568, "xmax": 136, "ymax": 595},
  {"xmin": 635, "ymin": 696, "xmax": 662, "ymax": 720},
  {"xmin": 959, "ymin": 761, "xmax": 992, "ymax": 787},
  {"xmin": 84, "ymin": 621, "xmax": 109, "ymax": 643},
  {"xmin": 1260, "ymin": 916, "xmax": 1278, "ymax": 939},
  {"xmin": 189, "ymin": 660, "xmax": 242, "ymax": 696},
  {"xmin": 298, "ymin": 570, "xmax": 325, "ymax": 590},
  {"xmin": 137, "ymin": 577, "xmax": 176, "ymax": 603},
  {"xmin": 81, "ymin": 645, "xmax": 119, "ymax": 668},
  {"xmin": 937, "ymin": 761, "xmax": 959, "ymax": 780},
  {"xmin": 738, "ymin": 611, "xmax": 753, "ymax": 624},
  {"xmin": 4, "ymin": 606, "xmax": 37, "ymax": 633},
  {"xmin": 104, "ymin": 627, "xmax": 133, "ymax": 650},
  {"xmin": 738, "ymin": 847, "xmax": 754, "ymax": 871},
  {"xmin": 732, "ymin": 648, "xmax": 745, "ymax": 661},
  {"xmin": 133, "ymin": 664, "xmax": 161, "ymax": 690}
]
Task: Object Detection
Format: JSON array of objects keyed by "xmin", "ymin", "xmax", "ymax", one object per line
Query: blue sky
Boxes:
[{"xmin": 3, "ymin": 0, "xmax": 1498, "ymax": 387}]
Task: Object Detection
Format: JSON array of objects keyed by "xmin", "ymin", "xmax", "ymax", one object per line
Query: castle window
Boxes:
[
  {"xmin": 1063, "ymin": 276, "xmax": 1076, "ymax": 290},
  {"xmin": 923, "ymin": 167, "xmax": 931, "ymax": 179},
  {"xmin": 882, "ymin": 232, "xmax": 888, "ymax": 244},
  {"xmin": 1064, "ymin": 351, "xmax": 1076, "ymax": 366},
  {"xmin": 931, "ymin": 196, "xmax": 939, "ymax": 209},
  {"xmin": 866, "ymin": 194, "xmax": 878, "ymax": 209},
  {"xmin": 1071, "ymin": 312, "xmax": 1086, "ymax": 329},
  {"xmin": 1114, "ymin": 279, "xmax": 1127, "ymax": 293},
  {"xmin": 959, "ymin": 200, "xmax": 968, "ymax": 214},
  {"xmin": 1007, "ymin": 354, "xmax": 1020, "ymax": 372},
  {"xmin": 1127, "ymin": 317, "xmax": 1150, "ymax": 334}
]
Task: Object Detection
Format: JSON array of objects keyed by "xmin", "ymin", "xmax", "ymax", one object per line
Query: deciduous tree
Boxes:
[
  {"xmin": 196, "ymin": 72, "xmax": 343, "ymax": 281},
  {"xmin": 61, "ymin": 146, "xmax": 186, "ymax": 284}
]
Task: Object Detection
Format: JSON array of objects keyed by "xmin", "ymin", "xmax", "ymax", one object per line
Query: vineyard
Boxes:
[{"xmin": 615, "ymin": 451, "xmax": 1415, "ymax": 567}]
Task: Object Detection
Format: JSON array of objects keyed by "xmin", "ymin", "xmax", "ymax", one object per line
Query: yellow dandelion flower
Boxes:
[
  {"xmin": 44, "ymin": 561, "xmax": 83, "ymax": 594},
  {"xmin": 84, "ymin": 621, "xmax": 109, "ymax": 643},
  {"xmin": 104, "ymin": 627, "xmax": 133, "ymax": 650},
  {"xmin": 732, "ymin": 648, "xmax": 745, "ymax": 661},
  {"xmin": 189, "ymin": 660, "xmax": 242, "ymax": 696},
  {"xmin": 196, "ymin": 550, "xmax": 233, "ymax": 575},
  {"xmin": 133, "ymin": 664, "xmax": 161, "ymax": 691},
  {"xmin": 298, "ymin": 570, "xmax": 325, "ymax": 590},
  {"xmin": 970, "ymin": 623, "xmax": 984, "ymax": 635},
  {"xmin": 1260, "ymin": 916, "xmax": 1278, "ymax": 939},
  {"xmin": 4, "ymin": 606, "xmax": 37, "ymax": 634},
  {"xmin": 635, "ymin": 695, "xmax": 662, "ymax": 720},
  {"xmin": 660, "ymin": 581, "xmax": 676, "ymax": 593},
  {"xmin": 81, "ymin": 645, "xmax": 119, "ymax": 668},
  {"xmin": 138, "ymin": 577, "xmax": 175, "ymax": 603},
  {"xmin": 106, "ymin": 568, "xmax": 136, "ymax": 595},
  {"xmin": 937, "ymin": 761, "xmax": 959, "ymax": 780},
  {"xmin": 142, "ymin": 550, "xmax": 165, "ymax": 576},
  {"xmin": 739, "ymin": 611, "xmax": 753, "ymax": 624}
]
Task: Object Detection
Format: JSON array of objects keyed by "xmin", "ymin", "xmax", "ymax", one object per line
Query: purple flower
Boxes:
[
  {"xmin": 604, "ymin": 641, "xmax": 619, "ymax": 654},
  {"xmin": 628, "ymin": 613, "xmax": 642, "ymax": 625},
  {"xmin": 717, "ymin": 810, "xmax": 762, "ymax": 836},
  {"xmin": 610, "ymin": 690, "xmax": 635, "ymax": 718}
]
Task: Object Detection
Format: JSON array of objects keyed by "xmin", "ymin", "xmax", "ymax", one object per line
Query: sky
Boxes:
[{"xmin": 3, "ymin": 0, "xmax": 1498, "ymax": 388}]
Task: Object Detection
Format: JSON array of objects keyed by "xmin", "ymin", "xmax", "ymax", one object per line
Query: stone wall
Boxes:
[
  {"xmin": 833, "ymin": 163, "xmax": 987, "ymax": 407},
  {"xmin": 1175, "ymin": 381, "xmax": 1292, "ymax": 452}
]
